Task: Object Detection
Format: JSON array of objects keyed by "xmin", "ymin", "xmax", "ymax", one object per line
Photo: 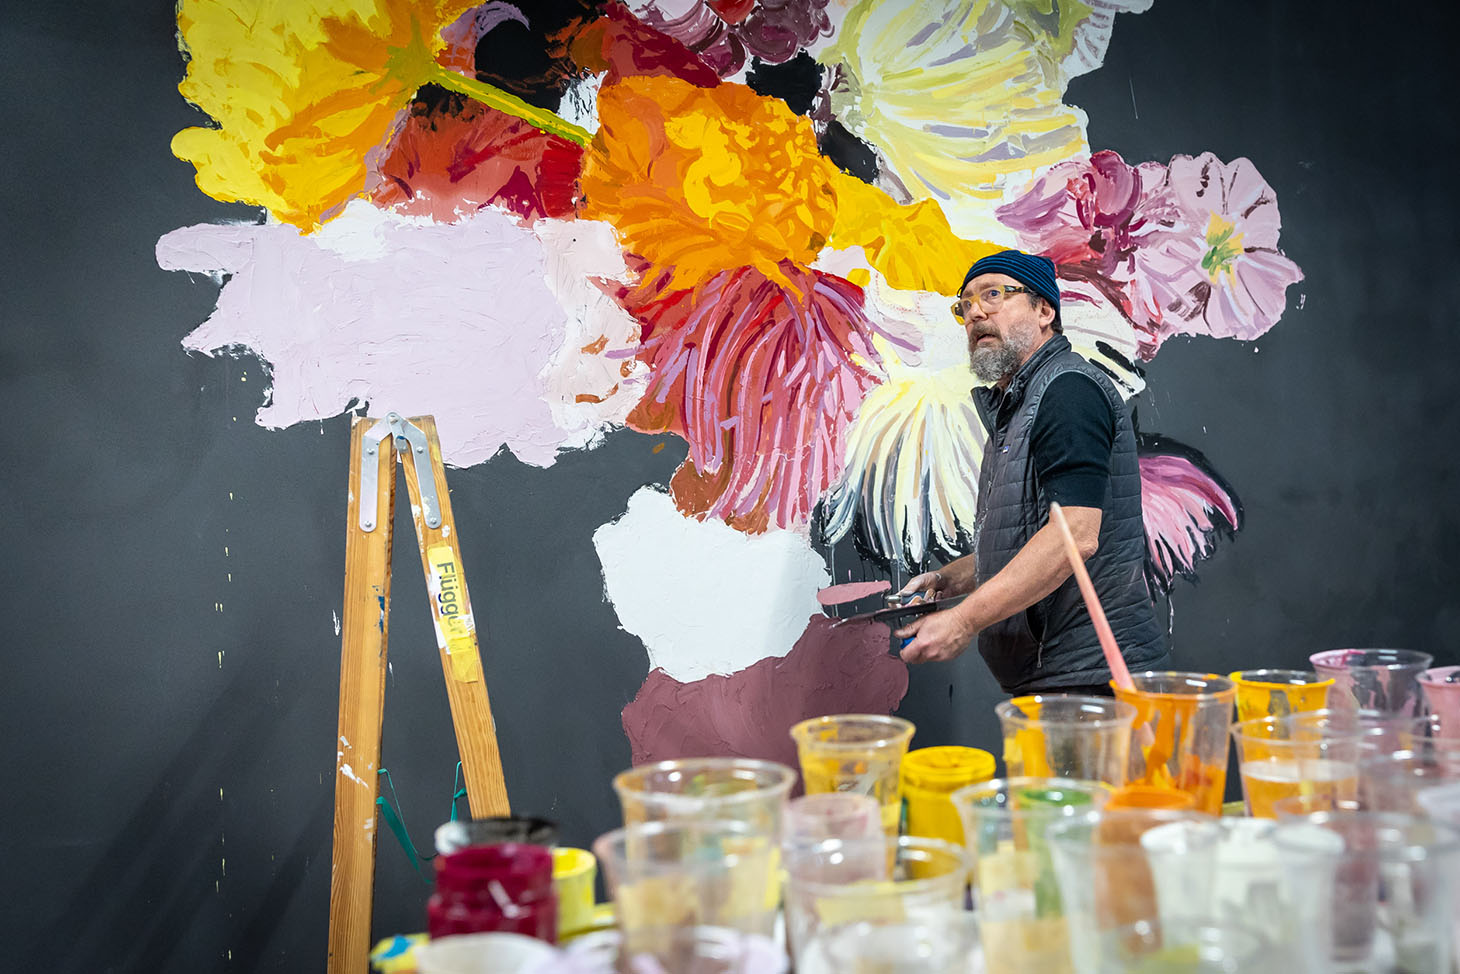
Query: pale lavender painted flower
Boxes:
[{"xmin": 1138, "ymin": 152, "xmax": 1304, "ymax": 349}]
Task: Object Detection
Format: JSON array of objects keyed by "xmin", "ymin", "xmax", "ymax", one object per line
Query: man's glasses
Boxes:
[{"xmin": 951, "ymin": 285, "xmax": 1037, "ymax": 322}]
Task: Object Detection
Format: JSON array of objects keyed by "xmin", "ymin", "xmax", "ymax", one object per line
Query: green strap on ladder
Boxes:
[{"xmin": 376, "ymin": 764, "xmax": 469, "ymax": 884}]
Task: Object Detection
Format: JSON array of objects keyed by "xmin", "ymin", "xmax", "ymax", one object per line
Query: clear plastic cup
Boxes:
[
  {"xmin": 798, "ymin": 913, "xmax": 979, "ymax": 974},
  {"xmin": 1113, "ymin": 673, "xmax": 1236, "ymax": 814},
  {"xmin": 782, "ymin": 834, "xmax": 969, "ymax": 968},
  {"xmin": 1357, "ymin": 744, "xmax": 1460, "ymax": 813},
  {"xmin": 1046, "ymin": 809, "xmax": 1222, "ymax": 974},
  {"xmin": 1272, "ymin": 811, "xmax": 1460, "ymax": 972},
  {"xmin": 995, "ymin": 695, "xmax": 1136, "ymax": 787},
  {"xmin": 790, "ymin": 715, "xmax": 916, "ymax": 835},
  {"xmin": 1207, "ymin": 817, "xmax": 1334, "ymax": 973},
  {"xmin": 1230, "ymin": 716, "xmax": 1361, "ymax": 818},
  {"xmin": 952, "ymin": 778, "xmax": 1112, "ymax": 974},
  {"xmin": 783, "ymin": 793, "xmax": 884, "ymax": 845},
  {"xmin": 1420, "ymin": 666, "xmax": 1460, "ymax": 736},
  {"xmin": 1229, "ymin": 669, "xmax": 1333, "ymax": 723},
  {"xmin": 1418, "ymin": 782, "xmax": 1460, "ymax": 974},
  {"xmin": 593, "ymin": 818, "xmax": 780, "ymax": 959},
  {"xmin": 1309, "ymin": 649, "xmax": 1433, "ymax": 716},
  {"xmin": 612, "ymin": 758, "xmax": 796, "ymax": 837}
]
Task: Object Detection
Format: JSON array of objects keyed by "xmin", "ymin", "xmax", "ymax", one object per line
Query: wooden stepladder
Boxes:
[{"xmin": 327, "ymin": 414, "xmax": 510, "ymax": 974}]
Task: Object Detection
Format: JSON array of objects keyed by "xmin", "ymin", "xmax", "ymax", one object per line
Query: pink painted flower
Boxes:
[
  {"xmin": 614, "ymin": 260, "xmax": 903, "ymax": 533},
  {"xmin": 999, "ymin": 150, "xmax": 1302, "ymax": 359}
]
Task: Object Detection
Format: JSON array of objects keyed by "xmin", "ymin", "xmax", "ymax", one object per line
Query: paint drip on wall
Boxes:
[{"xmin": 162, "ymin": 0, "xmax": 1298, "ymax": 764}]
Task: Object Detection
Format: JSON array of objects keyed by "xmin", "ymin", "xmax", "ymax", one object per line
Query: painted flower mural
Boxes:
[{"xmin": 163, "ymin": 0, "xmax": 1299, "ymax": 766}]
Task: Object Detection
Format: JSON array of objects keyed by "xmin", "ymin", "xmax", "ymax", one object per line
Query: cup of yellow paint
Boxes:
[
  {"xmin": 899, "ymin": 745, "xmax": 995, "ymax": 846},
  {"xmin": 1229, "ymin": 669, "xmax": 1333, "ymax": 723},
  {"xmin": 551, "ymin": 847, "xmax": 597, "ymax": 940},
  {"xmin": 790, "ymin": 714, "xmax": 915, "ymax": 836}
]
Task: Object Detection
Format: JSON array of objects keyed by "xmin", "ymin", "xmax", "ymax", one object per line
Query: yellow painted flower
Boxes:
[
  {"xmin": 582, "ymin": 76, "xmax": 841, "ymax": 290},
  {"xmin": 827, "ymin": 171, "xmax": 1001, "ymax": 294},
  {"xmin": 173, "ymin": 0, "xmax": 587, "ymax": 230}
]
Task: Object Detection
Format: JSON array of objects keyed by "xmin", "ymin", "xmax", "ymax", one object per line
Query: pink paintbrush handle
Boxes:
[{"xmin": 1049, "ymin": 503, "xmax": 1134, "ymax": 691}]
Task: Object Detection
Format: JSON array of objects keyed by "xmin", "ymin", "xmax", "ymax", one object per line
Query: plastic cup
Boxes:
[
  {"xmin": 783, "ymin": 793, "xmax": 884, "ymax": 845},
  {"xmin": 900, "ymin": 746, "xmax": 996, "ymax": 846},
  {"xmin": 952, "ymin": 777, "xmax": 1112, "ymax": 974},
  {"xmin": 1420, "ymin": 666, "xmax": 1460, "ymax": 736},
  {"xmin": 1207, "ymin": 817, "xmax": 1335, "ymax": 972},
  {"xmin": 1046, "ymin": 809, "xmax": 1222, "ymax": 974},
  {"xmin": 413, "ymin": 932, "xmax": 557, "ymax": 974},
  {"xmin": 1229, "ymin": 669, "xmax": 1333, "ymax": 723},
  {"xmin": 790, "ymin": 715, "xmax": 916, "ymax": 836},
  {"xmin": 1357, "ymin": 744, "xmax": 1460, "ymax": 813},
  {"xmin": 996, "ymin": 695, "xmax": 1136, "ymax": 787},
  {"xmin": 1230, "ymin": 716, "xmax": 1360, "ymax": 818},
  {"xmin": 1418, "ymin": 782, "xmax": 1460, "ymax": 973},
  {"xmin": 612, "ymin": 758, "xmax": 796, "ymax": 838},
  {"xmin": 782, "ymin": 834, "xmax": 969, "ymax": 968},
  {"xmin": 1309, "ymin": 649, "xmax": 1433, "ymax": 716},
  {"xmin": 593, "ymin": 818, "xmax": 780, "ymax": 959},
  {"xmin": 1273, "ymin": 811, "xmax": 1460, "ymax": 973},
  {"xmin": 798, "ymin": 913, "xmax": 980, "ymax": 974},
  {"xmin": 1113, "ymin": 673, "xmax": 1236, "ymax": 814}
]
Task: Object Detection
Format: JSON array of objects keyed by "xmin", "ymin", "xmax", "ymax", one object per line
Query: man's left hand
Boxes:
[{"xmin": 895, "ymin": 608, "xmax": 977, "ymax": 664}]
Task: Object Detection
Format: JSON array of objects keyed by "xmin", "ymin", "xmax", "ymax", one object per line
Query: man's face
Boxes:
[{"xmin": 959, "ymin": 273, "xmax": 1049, "ymax": 383}]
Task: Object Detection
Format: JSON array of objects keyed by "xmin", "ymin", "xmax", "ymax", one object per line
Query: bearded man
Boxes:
[{"xmin": 895, "ymin": 250, "xmax": 1168, "ymax": 695}]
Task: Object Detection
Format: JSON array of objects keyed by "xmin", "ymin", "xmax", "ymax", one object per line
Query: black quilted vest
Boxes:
[{"xmin": 971, "ymin": 335, "xmax": 1168, "ymax": 693}]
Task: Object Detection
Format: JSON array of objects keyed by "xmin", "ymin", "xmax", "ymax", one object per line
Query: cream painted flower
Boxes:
[{"xmin": 819, "ymin": 0, "xmax": 1151, "ymax": 240}]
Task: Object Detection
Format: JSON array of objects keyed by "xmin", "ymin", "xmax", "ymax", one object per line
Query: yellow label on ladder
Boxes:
[{"xmin": 427, "ymin": 544, "xmax": 481, "ymax": 683}]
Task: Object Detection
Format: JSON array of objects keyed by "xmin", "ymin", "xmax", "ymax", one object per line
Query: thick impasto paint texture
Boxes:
[{"xmin": 163, "ymin": 0, "xmax": 1298, "ymax": 763}]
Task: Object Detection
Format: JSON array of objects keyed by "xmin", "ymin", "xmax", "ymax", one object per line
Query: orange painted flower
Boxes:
[
  {"xmin": 582, "ymin": 76, "xmax": 840, "ymax": 290},
  {"xmin": 172, "ymin": 0, "xmax": 587, "ymax": 230}
]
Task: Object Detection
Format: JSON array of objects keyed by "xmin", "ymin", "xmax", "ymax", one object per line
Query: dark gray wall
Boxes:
[{"xmin": 3, "ymin": 2, "xmax": 1456, "ymax": 972}]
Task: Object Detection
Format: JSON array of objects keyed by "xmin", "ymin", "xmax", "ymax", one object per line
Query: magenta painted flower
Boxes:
[{"xmin": 999, "ymin": 149, "xmax": 1302, "ymax": 359}]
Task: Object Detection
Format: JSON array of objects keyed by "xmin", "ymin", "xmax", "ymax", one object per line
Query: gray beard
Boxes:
[{"xmin": 969, "ymin": 340, "xmax": 1022, "ymax": 383}]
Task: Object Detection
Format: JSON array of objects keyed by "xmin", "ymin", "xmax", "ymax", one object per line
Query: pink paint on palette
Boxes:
[
  {"xmin": 816, "ymin": 580, "xmax": 891, "ymax": 606},
  {"xmin": 621, "ymin": 614, "xmax": 908, "ymax": 775}
]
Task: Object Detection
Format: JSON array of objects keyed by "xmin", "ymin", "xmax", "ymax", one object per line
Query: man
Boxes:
[{"xmin": 895, "ymin": 249, "xmax": 1168, "ymax": 695}]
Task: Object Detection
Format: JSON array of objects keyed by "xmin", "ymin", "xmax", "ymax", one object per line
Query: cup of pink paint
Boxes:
[{"xmin": 1420, "ymin": 665, "xmax": 1460, "ymax": 736}]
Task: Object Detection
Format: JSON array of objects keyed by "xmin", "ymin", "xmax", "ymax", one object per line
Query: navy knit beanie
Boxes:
[{"xmin": 960, "ymin": 250, "xmax": 1061, "ymax": 314}]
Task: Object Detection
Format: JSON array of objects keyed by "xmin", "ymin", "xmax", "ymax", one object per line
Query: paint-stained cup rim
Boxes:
[
  {"xmin": 612, "ymin": 757, "xmax": 797, "ymax": 810},
  {"xmin": 1114, "ymin": 671, "xmax": 1236, "ymax": 701},
  {"xmin": 1309, "ymin": 648, "xmax": 1433, "ymax": 671},
  {"xmin": 995, "ymin": 694, "xmax": 1138, "ymax": 730},
  {"xmin": 789, "ymin": 714, "xmax": 916, "ymax": 751},
  {"xmin": 1228, "ymin": 668, "xmax": 1333, "ymax": 688}
]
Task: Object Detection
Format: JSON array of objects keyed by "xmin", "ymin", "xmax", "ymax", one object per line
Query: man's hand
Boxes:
[
  {"xmin": 897, "ymin": 570, "xmax": 947, "ymax": 601},
  {"xmin": 895, "ymin": 606, "xmax": 978, "ymax": 664}
]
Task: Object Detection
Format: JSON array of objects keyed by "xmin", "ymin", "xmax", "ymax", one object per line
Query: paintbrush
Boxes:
[{"xmin": 1048, "ymin": 503, "xmax": 1155, "ymax": 750}]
